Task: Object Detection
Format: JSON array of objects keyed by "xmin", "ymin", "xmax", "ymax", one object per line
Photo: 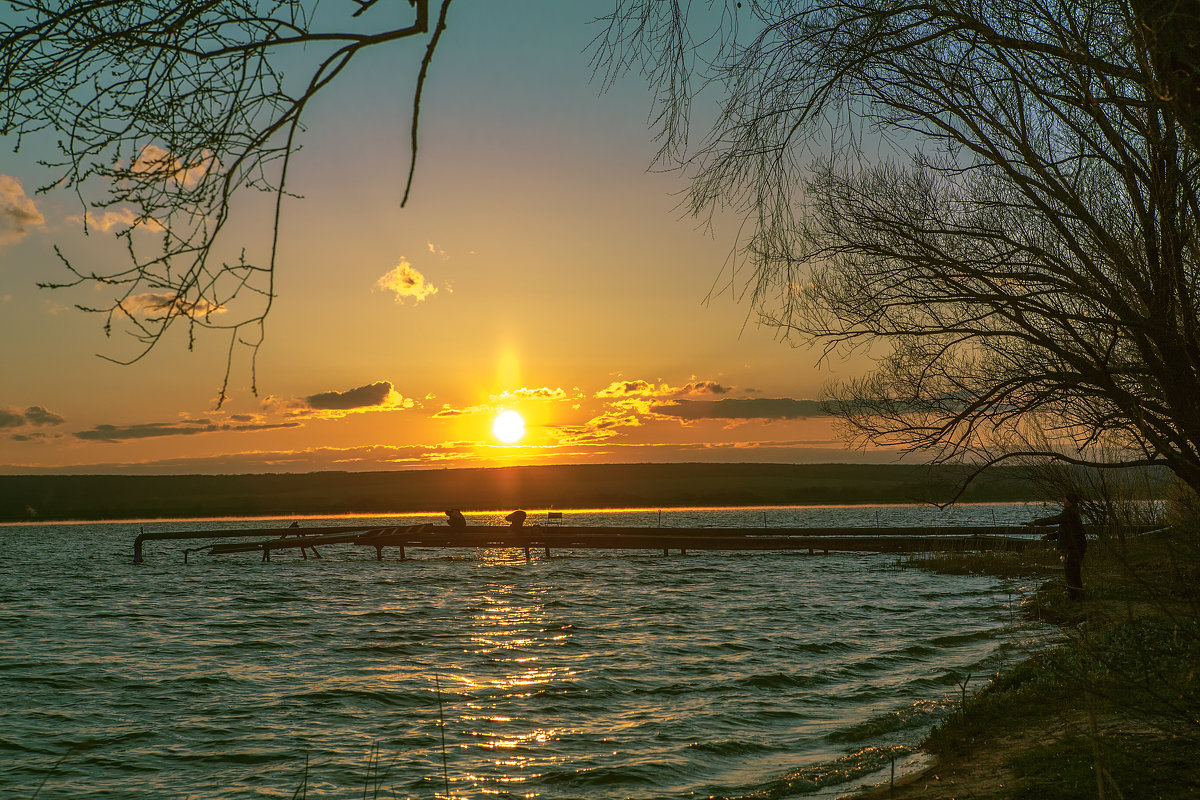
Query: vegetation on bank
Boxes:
[
  {"xmin": 0, "ymin": 462, "xmax": 1083, "ymax": 522},
  {"xmin": 892, "ymin": 523, "xmax": 1200, "ymax": 799}
]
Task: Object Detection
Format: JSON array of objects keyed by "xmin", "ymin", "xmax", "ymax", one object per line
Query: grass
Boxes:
[{"xmin": 902, "ymin": 529, "xmax": 1200, "ymax": 799}]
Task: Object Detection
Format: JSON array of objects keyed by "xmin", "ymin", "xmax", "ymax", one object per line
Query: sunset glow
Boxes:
[
  {"xmin": 492, "ymin": 410, "xmax": 526, "ymax": 444},
  {"xmin": 0, "ymin": 3, "xmax": 881, "ymax": 476}
]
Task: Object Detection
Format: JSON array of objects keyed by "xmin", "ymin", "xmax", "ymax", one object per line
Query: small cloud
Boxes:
[
  {"xmin": 23, "ymin": 406, "xmax": 66, "ymax": 426},
  {"xmin": 427, "ymin": 241, "xmax": 448, "ymax": 258},
  {"xmin": 74, "ymin": 417, "xmax": 300, "ymax": 442},
  {"xmin": 1, "ymin": 405, "xmax": 66, "ymax": 431},
  {"xmin": 596, "ymin": 379, "xmax": 662, "ymax": 398},
  {"xmin": 120, "ymin": 292, "xmax": 224, "ymax": 319},
  {"xmin": 596, "ymin": 379, "xmax": 731, "ymax": 399},
  {"xmin": 76, "ymin": 420, "xmax": 218, "ymax": 441},
  {"xmin": 304, "ymin": 381, "xmax": 405, "ymax": 411},
  {"xmin": 267, "ymin": 381, "xmax": 416, "ymax": 419},
  {"xmin": 433, "ymin": 405, "xmax": 467, "ymax": 418},
  {"xmin": 11, "ymin": 431, "xmax": 59, "ymax": 442},
  {"xmin": 680, "ymin": 380, "xmax": 731, "ymax": 395},
  {"xmin": 0, "ymin": 175, "xmax": 45, "ymax": 246},
  {"xmin": 652, "ymin": 398, "xmax": 829, "ymax": 421},
  {"xmin": 376, "ymin": 258, "xmax": 438, "ymax": 304},
  {"xmin": 492, "ymin": 387, "xmax": 572, "ymax": 402},
  {"xmin": 132, "ymin": 144, "xmax": 216, "ymax": 188},
  {"xmin": 69, "ymin": 207, "xmax": 164, "ymax": 233}
]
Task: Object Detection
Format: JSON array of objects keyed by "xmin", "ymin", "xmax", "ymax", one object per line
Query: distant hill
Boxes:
[{"xmin": 0, "ymin": 463, "xmax": 1057, "ymax": 522}]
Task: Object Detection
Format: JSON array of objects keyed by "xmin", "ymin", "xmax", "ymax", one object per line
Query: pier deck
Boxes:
[{"xmin": 133, "ymin": 524, "xmax": 1057, "ymax": 563}]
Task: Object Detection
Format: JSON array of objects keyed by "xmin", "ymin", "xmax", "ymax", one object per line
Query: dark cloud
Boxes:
[
  {"xmin": 1, "ymin": 405, "xmax": 66, "ymax": 430},
  {"xmin": 24, "ymin": 406, "xmax": 66, "ymax": 426},
  {"xmin": 11, "ymin": 431, "xmax": 58, "ymax": 442},
  {"xmin": 75, "ymin": 419, "xmax": 300, "ymax": 442},
  {"xmin": 303, "ymin": 381, "xmax": 396, "ymax": 411},
  {"xmin": 433, "ymin": 406, "xmax": 466, "ymax": 418},
  {"xmin": 653, "ymin": 398, "xmax": 829, "ymax": 421},
  {"xmin": 681, "ymin": 381, "xmax": 731, "ymax": 395}
]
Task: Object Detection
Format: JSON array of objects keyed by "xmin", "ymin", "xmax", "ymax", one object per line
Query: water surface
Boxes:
[{"xmin": 1, "ymin": 505, "xmax": 1054, "ymax": 799}]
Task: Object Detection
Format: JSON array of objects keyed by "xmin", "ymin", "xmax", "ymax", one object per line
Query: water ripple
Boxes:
[{"xmin": 0, "ymin": 506, "xmax": 1053, "ymax": 799}]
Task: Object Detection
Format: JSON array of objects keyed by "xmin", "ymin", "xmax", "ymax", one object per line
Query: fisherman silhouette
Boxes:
[
  {"xmin": 1026, "ymin": 493, "xmax": 1086, "ymax": 600},
  {"xmin": 505, "ymin": 509, "xmax": 527, "ymax": 528}
]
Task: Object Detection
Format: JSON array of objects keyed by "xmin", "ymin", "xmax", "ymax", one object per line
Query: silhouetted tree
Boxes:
[
  {"xmin": 595, "ymin": 0, "xmax": 1200, "ymax": 496},
  {"xmin": 0, "ymin": 0, "xmax": 450, "ymax": 403}
]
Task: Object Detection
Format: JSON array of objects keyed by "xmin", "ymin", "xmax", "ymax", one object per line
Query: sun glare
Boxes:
[{"xmin": 492, "ymin": 410, "xmax": 526, "ymax": 444}]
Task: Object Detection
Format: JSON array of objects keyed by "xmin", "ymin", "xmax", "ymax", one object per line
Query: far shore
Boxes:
[{"xmin": 0, "ymin": 462, "xmax": 1083, "ymax": 523}]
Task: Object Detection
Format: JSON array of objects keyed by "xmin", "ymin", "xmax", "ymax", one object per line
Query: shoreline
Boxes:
[{"xmin": 841, "ymin": 533, "xmax": 1200, "ymax": 799}]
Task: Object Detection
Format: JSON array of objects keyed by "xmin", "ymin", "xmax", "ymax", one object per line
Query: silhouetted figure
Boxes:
[
  {"xmin": 445, "ymin": 509, "xmax": 466, "ymax": 529},
  {"xmin": 1027, "ymin": 493, "xmax": 1086, "ymax": 600},
  {"xmin": 505, "ymin": 509, "xmax": 527, "ymax": 528},
  {"xmin": 285, "ymin": 521, "xmax": 320, "ymax": 558}
]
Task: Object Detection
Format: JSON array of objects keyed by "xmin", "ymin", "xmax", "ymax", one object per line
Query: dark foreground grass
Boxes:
[{"xmin": 900, "ymin": 530, "xmax": 1200, "ymax": 799}]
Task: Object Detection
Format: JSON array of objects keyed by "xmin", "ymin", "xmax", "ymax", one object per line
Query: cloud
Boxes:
[
  {"xmin": 681, "ymin": 380, "xmax": 730, "ymax": 395},
  {"xmin": 69, "ymin": 207, "xmax": 164, "ymax": 233},
  {"xmin": 0, "ymin": 175, "xmax": 45, "ymax": 246},
  {"xmin": 120, "ymin": 292, "xmax": 224, "ymax": 318},
  {"xmin": 74, "ymin": 418, "xmax": 301, "ymax": 442},
  {"xmin": 10, "ymin": 431, "xmax": 60, "ymax": 442},
  {"xmin": 303, "ymin": 381, "xmax": 407, "ymax": 411},
  {"xmin": 430, "ymin": 387, "xmax": 576, "ymax": 420},
  {"xmin": 652, "ymin": 398, "xmax": 829, "ymax": 421},
  {"xmin": 491, "ymin": 387, "xmax": 574, "ymax": 402},
  {"xmin": 23, "ymin": 406, "xmax": 66, "ymax": 426},
  {"xmin": 132, "ymin": 144, "xmax": 216, "ymax": 188},
  {"xmin": 1, "ymin": 405, "xmax": 66, "ymax": 431},
  {"xmin": 263, "ymin": 381, "xmax": 416, "ymax": 419},
  {"xmin": 376, "ymin": 258, "xmax": 438, "ymax": 303},
  {"xmin": 596, "ymin": 379, "xmax": 732, "ymax": 399}
]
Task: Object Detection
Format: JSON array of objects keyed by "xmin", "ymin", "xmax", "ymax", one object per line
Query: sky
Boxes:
[{"xmin": 0, "ymin": 2, "xmax": 888, "ymax": 475}]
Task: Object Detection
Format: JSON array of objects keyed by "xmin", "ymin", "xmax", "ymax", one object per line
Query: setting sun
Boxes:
[{"xmin": 492, "ymin": 410, "xmax": 526, "ymax": 444}]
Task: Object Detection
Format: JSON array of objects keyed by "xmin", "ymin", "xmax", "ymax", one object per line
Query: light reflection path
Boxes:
[{"xmin": 447, "ymin": 549, "xmax": 578, "ymax": 798}]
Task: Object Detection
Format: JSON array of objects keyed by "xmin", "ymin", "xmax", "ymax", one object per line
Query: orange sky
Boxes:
[{"xmin": 0, "ymin": 3, "xmax": 890, "ymax": 474}]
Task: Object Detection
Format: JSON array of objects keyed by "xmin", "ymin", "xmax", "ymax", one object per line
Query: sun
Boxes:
[{"xmin": 492, "ymin": 409, "xmax": 526, "ymax": 444}]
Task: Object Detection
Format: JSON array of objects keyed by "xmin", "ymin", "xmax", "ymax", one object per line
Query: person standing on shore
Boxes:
[{"xmin": 1026, "ymin": 493, "xmax": 1087, "ymax": 600}]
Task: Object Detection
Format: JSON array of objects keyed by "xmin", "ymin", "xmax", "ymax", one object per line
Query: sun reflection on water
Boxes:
[{"xmin": 445, "ymin": 550, "xmax": 579, "ymax": 797}]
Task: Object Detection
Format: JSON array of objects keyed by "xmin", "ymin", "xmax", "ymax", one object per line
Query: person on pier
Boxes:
[
  {"xmin": 445, "ymin": 509, "xmax": 467, "ymax": 529},
  {"xmin": 505, "ymin": 509, "xmax": 527, "ymax": 528},
  {"xmin": 1025, "ymin": 493, "xmax": 1086, "ymax": 600}
]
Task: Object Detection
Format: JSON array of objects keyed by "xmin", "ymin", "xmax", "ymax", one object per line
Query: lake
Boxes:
[{"xmin": 1, "ymin": 504, "xmax": 1057, "ymax": 799}]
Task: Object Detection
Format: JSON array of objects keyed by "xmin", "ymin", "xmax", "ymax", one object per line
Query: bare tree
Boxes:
[
  {"xmin": 594, "ymin": 0, "xmax": 1200, "ymax": 496},
  {"xmin": 0, "ymin": 0, "xmax": 451, "ymax": 404}
]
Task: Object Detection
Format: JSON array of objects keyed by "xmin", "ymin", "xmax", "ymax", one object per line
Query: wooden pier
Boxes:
[{"xmin": 133, "ymin": 524, "xmax": 1053, "ymax": 564}]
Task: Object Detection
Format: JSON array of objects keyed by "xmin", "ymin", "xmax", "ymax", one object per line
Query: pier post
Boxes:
[
  {"xmin": 375, "ymin": 544, "xmax": 383, "ymax": 561},
  {"xmin": 524, "ymin": 546, "xmax": 531, "ymax": 563},
  {"xmin": 400, "ymin": 545, "xmax": 406, "ymax": 560}
]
